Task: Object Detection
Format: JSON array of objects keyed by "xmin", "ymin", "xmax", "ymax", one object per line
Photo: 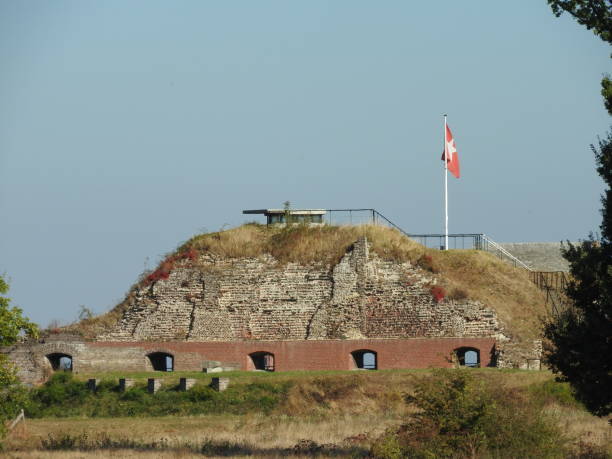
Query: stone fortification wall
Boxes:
[
  {"xmin": 500, "ymin": 242, "xmax": 570, "ymax": 272},
  {"xmin": 99, "ymin": 238, "xmax": 505, "ymax": 343},
  {"xmin": 5, "ymin": 237, "xmax": 545, "ymax": 384}
]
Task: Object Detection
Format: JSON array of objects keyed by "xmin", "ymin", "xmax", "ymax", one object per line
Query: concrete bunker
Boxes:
[
  {"xmin": 147, "ymin": 352, "xmax": 174, "ymax": 372},
  {"xmin": 249, "ymin": 351, "xmax": 275, "ymax": 371},
  {"xmin": 46, "ymin": 353, "xmax": 73, "ymax": 371},
  {"xmin": 455, "ymin": 347, "xmax": 480, "ymax": 367},
  {"xmin": 351, "ymin": 349, "xmax": 377, "ymax": 370}
]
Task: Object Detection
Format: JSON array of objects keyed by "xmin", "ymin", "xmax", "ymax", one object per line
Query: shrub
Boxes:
[
  {"xmin": 430, "ymin": 285, "xmax": 446, "ymax": 303},
  {"xmin": 144, "ymin": 248, "xmax": 200, "ymax": 285},
  {"xmin": 370, "ymin": 429, "xmax": 403, "ymax": 459},
  {"xmin": 26, "ymin": 376, "xmax": 291, "ymax": 418},
  {"xmin": 417, "ymin": 254, "xmax": 439, "ymax": 273},
  {"xmin": 371, "ymin": 370, "xmax": 568, "ymax": 459},
  {"xmin": 528, "ymin": 379, "xmax": 583, "ymax": 409},
  {"xmin": 448, "ymin": 287, "xmax": 469, "ymax": 301}
]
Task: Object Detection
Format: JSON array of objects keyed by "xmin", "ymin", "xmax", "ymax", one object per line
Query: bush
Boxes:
[
  {"xmin": 448, "ymin": 287, "xmax": 469, "ymax": 301},
  {"xmin": 26, "ymin": 375, "xmax": 291, "ymax": 418},
  {"xmin": 528, "ymin": 379, "xmax": 583, "ymax": 409},
  {"xmin": 429, "ymin": 285, "xmax": 446, "ymax": 303},
  {"xmin": 417, "ymin": 254, "xmax": 439, "ymax": 273},
  {"xmin": 371, "ymin": 370, "xmax": 568, "ymax": 459}
]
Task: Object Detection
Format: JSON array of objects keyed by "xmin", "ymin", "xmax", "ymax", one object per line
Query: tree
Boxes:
[
  {"xmin": 544, "ymin": 133, "xmax": 612, "ymax": 416},
  {"xmin": 543, "ymin": 1, "xmax": 612, "ymax": 417},
  {"xmin": 547, "ymin": 0, "xmax": 611, "ymax": 44},
  {"xmin": 0, "ymin": 275, "xmax": 38, "ymax": 438}
]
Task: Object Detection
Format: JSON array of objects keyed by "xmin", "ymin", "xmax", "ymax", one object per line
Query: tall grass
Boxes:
[{"xmin": 180, "ymin": 223, "xmax": 423, "ymax": 266}]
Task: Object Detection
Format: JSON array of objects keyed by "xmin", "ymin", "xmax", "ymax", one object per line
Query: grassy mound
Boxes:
[{"xmin": 65, "ymin": 224, "xmax": 547, "ymax": 341}]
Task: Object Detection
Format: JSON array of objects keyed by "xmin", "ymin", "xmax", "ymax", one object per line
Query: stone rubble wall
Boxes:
[{"xmin": 98, "ymin": 238, "xmax": 505, "ymax": 344}]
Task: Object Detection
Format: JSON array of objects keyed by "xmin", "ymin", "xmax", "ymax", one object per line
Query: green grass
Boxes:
[
  {"xmin": 29, "ymin": 368, "xmax": 558, "ymax": 421},
  {"xmin": 26, "ymin": 372, "xmax": 292, "ymax": 418},
  {"xmin": 72, "ymin": 368, "xmax": 431, "ymax": 384}
]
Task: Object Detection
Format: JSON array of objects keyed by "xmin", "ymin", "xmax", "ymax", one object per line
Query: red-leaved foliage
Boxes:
[
  {"xmin": 145, "ymin": 248, "xmax": 200, "ymax": 285},
  {"xmin": 430, "ymin": 285, "xmax": 446, "ymax": 303}
]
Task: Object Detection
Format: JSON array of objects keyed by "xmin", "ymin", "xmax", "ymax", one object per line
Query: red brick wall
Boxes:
[{"xmin": 92, "ymin": 338, "xmax": 496, "ymax": 371}]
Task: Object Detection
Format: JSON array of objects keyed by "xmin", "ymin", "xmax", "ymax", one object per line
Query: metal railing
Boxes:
[
  {"xmin": 530, "ymin": 271, "xmax": 571, "ymax": 315},
  {"xmin": 529, "ymin": 271, "xmax": 570, "ymax": 291},
  {"xmin": 481, "ymin": 234, "xmax": 533, "ymax": 271},
  {"xmin": 324, "ymin": 209, "xmax": 532, "ymax": 270},
  {"xmin": 406, "ymin": 233, "xmax": 485, "ymax": 250}
]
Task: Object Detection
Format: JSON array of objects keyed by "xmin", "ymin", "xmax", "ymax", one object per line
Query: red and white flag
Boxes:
[{"xmin": 442, "ymin": 124, "xmax": 460, "ymax": 178}]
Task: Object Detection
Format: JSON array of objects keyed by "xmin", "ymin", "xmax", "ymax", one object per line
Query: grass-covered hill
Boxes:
[{"xmin": 66, "ymin": 223, "xmax": 548, "ymax": 343}]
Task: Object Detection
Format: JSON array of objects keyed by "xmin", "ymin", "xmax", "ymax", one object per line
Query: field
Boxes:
[{"xmin": 3, "ymin": 369, "xmax": 611, "ymax": 458}]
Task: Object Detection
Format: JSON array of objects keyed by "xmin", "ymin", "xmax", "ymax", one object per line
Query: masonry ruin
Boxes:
[{"xmin": 4, "ymin": 229, "xmax": 547, "ymax": 385}]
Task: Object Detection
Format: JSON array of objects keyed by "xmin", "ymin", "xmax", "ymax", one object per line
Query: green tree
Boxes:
[
  {"xmin": 543, "ymin": 0, "xmax": 612, "ymax": 417},
  {"xmin": 544, "ymin": 132, "xmax": 612, "ymax": 416},
  {"xmin": 0, "ymin": 275, "xmax": 39, "ymax": 438},
  {"xmin": 547, "ymin": 0, "xmax": 611, "ymax": 44}
]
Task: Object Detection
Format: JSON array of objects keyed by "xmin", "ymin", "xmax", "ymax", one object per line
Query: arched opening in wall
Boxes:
[
  {"xmin": 46, "ymin": 353, "xmax": 73, "ymax": 371},
  {"xmin": 249, "ymin": 352, "xmax": 275, "ymax": 371},
  {"xmin": 455, "ymin": 347, "xmax": 480, "ymax": 367},
  {"xmin": 147, "ymin": 352, "xmax": 174, "ymax": 372},
  {"xmin": 351, "ymin": 350, "xmax": 377, "ymax": 370}
]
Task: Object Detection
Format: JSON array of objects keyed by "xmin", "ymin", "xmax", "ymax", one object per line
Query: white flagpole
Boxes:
[{"xmin": 444, "ymin": 114, "xmax": 448, "ymax": 251}]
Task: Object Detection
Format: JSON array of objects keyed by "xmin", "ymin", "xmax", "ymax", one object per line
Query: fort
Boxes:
[{"xmin": 5, "ymin": 211, "xmax": 561, "ymax": 385}]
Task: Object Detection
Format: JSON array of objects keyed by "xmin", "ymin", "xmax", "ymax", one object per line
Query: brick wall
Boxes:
[
  {"xmin": 93, "ymin": 338, "xmax": 496, "ymax": 371},
  {"xmin": 5, "ymin": 337, "xmax": 496, "ymax": 384}
]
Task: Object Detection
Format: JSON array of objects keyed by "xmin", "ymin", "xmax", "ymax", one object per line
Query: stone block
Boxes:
[
  {"xmin": 211, "ymin": 377, "xmax": 229, "ymax": 392},
  {"xmin": 147, "ymin": 378, "xmax": 162, "ymax": 394},
  {"xmin": 526, "ymin": 359, "xmax": 541, "ymax": 371},
  {"xmin": 204, "ymin": 366, "xmax": 224, "ymax": 373},
  {"xmin": 179, "ymin": 378, "xmax": 196, "ymax": 391},
  {"xmin": 87, "ymin": 378, "xmax": 100, "ymax": 392},
  {"xmin": 119, "ymin": 378, "xmax": 135, "ymax": 392}
]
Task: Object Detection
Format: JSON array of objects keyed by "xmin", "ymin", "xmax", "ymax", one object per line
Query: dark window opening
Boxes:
[
  {"xmin": 455, "ymin": 347, "xmax": 480, "ymax": 367},
  {"xmin": 148, "ymin": 352, "xmax": 174, "ymax": 372},
  {"xmin": 249, "ymin": 352, "xmax": 275, "ymax": 371},
  {"xmin": 46, "ymin": 353, "xmax": 72, "ymax": 371},
  {"xmin": 267, "ymin": 214, "xmax": 323, "ymax": 224},
  {"xmin": 352, "ymin": 350, "xmax": 377, "ymax": 370}
]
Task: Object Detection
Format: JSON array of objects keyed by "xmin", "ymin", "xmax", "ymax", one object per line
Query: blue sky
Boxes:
[{"xmin": 1, "ymin": 1, "xmax": 610, "ymax": 326}]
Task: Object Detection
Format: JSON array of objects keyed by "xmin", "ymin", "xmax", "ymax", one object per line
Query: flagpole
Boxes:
[{"xmin": 444, "ymin": 114, "xmax": 448, "ymax": 251}]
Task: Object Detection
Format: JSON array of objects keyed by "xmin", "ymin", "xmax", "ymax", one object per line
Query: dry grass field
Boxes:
[{"xmin": 3, "ymin": 369, "xmax": 610, "ymax": 458}]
